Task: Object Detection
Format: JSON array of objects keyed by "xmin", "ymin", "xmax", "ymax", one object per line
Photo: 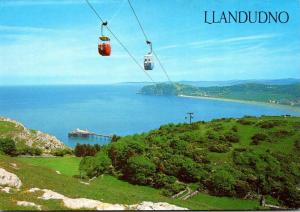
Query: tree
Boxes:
[
  {"xmin": 79, "ymin": 151, "xmax": 112, "ymax": 178},
  {"xmin": 209, "ymin": 169, "xmax": 236, "ymax": 196},
  {"xmin": 0, "ymin": 138, "xmax": 17, "ymax": 156},
  {"xmin": 125, "ymin": 155, "xmax": 156, "ymax": 185},
  {"xmin": 75, "ymin": 143, "xmax": 97, "ymax": 157}
]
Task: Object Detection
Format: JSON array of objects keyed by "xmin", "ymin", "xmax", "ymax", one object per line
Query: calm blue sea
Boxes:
[{"xmin": 0, "ymin": 84, "xmax": 299, "ymax": 147}]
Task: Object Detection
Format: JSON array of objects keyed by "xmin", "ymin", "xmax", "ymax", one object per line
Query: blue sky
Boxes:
[{"xmin": 0, "ymin": 0, "xmax": 299, "ymax": 85}]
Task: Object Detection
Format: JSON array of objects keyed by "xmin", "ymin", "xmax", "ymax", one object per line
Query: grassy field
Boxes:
[
  {"xmin": 0, "ymin": 154, "xmax": 260, "ymax": 210},
  {"xmin": 17, "ymin": 156, "xmax": 81, "ymax": 176}
]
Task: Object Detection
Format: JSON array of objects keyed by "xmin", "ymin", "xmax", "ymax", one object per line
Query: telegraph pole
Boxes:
[{"xmin": 185, "ymin": 112, "xmax": 194, "ymax": 124}]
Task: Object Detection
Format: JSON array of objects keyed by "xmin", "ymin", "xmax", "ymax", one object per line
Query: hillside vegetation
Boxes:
[
  {"xmin": 0, "ymin": 154, "xmax": 261, "ymax": 210},
  {"xmin": 140, "ymin": 83, "xmax": 300, "ymax": 106},
  {"xmin": 0, "ymin": 117, "xmax": 69, "ymax": 155},
  {"xmin": 79, "ymin": 116, "xmax": 300, "ymax": 208}
]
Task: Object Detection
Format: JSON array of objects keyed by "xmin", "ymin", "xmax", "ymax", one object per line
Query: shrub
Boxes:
[
  {"xmin": 294, "ymin": 139, "xmax": 300, "ymax": 150},
  {"xmin": 273, "ymin": 130, "xmax": 292, "ymax": 138},
  {"xmin": 258, "ymin": 120, "xmax": 280, "ymax": 129},
  {"xmin": 152, "ymin": 173, "xmax": 176, "ymax": 188},
  {"xmin": 231, "ymin": 125, "xmax": 238, "ymax": 132},
  {"xmin": 124, "ymin": 155, "xmax": 156, "ymax": 185},
  {"xmin": 237, "ymin": 119, "xmax": 253, "ymax": 125},
  {"xmin": 235, "ymin": 180, "xmax": 250, "ymax": 198},
  {"xmin": 0, "ymin": 138, "xmax": 17, "ymax": 156},
  {"xmin": 209, "ymin": 144, "xmax": 230, "ymax": 153},
  {"xmin": 17, "ymin": 146, "xmax": 42, "ymax": 156},
  {"xmin": 162, "ymin": 182, "xmax": 186, "ymax": 197},
  {"xmin": 251, "ymin": 133, "xmax": 270, "ymax": 145},
  {"xmin": 111, "ymin": 134, "xmax": 121, "ymax": 142},
  {"xmin": 79, "ymin": 151, "xmax": 112, "ymax": 178},
  {"xmin": 192, "ymin": 149, "xmax": 210, "ymax": 164},
  {"xmin": 224, "ymin": 132, "xmax": 239, "ymax": 143},
  {"xmin": 207, "ymin": 131, "xmax": 218, "ymax": 140},
  {"xmin": 52, "ymin": 148, "xmax": 73, "ymax": 157},
  {"xmin": 209, "ymin": 169, "xmax": 236, "ymax": 196},
  {"xmin": 75, "ymin": 143, "xmax": 97, "ymax": 157}
]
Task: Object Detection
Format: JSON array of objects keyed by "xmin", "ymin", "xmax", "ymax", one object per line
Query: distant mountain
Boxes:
[
  {"xmin": 140, "ymin": 82, "xmax": 300, "ymax": 107},
  {"xmin": 117, "ymin": 78, "xmax": 300, "ymax": 87}
]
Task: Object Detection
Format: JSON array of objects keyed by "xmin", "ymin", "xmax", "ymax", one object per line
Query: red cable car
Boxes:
[{"xmin": 98, "ymin": 22, "xmax": 111, "ymax": 56}]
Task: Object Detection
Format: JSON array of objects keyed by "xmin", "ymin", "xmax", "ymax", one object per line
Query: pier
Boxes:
[{"xmin": 68, "ymin": 128, "xmax": 113, "ymax": 139}]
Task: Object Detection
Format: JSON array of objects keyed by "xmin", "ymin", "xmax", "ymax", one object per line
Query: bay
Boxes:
[{"xmin": 0, "ymin": 84, "xmax": 299, "ymax": 147}]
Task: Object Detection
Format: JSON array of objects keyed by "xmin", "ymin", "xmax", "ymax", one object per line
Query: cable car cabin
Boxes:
[
  {"xmin": 144, "ymin": 54, "xmax": 154, "ymax": 70},
  {"xmin": 98, "ymin": 36, "xmax": 111, "ymax": 56}
]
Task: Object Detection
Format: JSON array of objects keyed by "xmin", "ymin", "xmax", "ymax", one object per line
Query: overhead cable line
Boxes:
[
  {"xmin": 85, "ymin": 0, "xmax": 155, "ymax": 83},
  {"xmin": 127, "ymin": 0, "xmax": 175, "ymax": 84}
]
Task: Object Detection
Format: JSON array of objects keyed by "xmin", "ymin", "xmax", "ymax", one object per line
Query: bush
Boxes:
[
  {"xmin": 111, "ymin": 134, "xmax": 121, "ymax": 142},
  {"xmin": 209, "ymin": 144, "xmax": 230, "ymax": 153},
  {"xmin": 192, "ymin": 149, "xmax": 210, "ymax": 164},
  {"xmin": 237, "ymin": 119, "xmax": 253, "ymax": 125},
  {"xmin": 294, "ymin": 139, "xmax": 300, "ymax": 150},
  {"xmin": 251, "ymin": 133, "xmax": 270, "ymax": 145},
  {"xmin": 273, "ymin": 130, "xmax": 292, "ymax": 138},
  {"xmin": 224, "ymin": 132, "xmax": 239, "ymax": 143},
  {"xmin": 79, "ymin": 151, "xmax": 112, "ymax": 178},
  {"xmin": 0, "ymin": 138, "xmax": 17, "ymax": 156},
  {"xmin": 75, "ymin": 143, "xmax": 97, "ymax": 157},
  {"xmin": 17, "ymin": 146, "xmax": 42, "ymax": 156},
  {"xmin": 152, "ymin": 173, "xmax": 176, "ymax": 188},
  {"xmin": 235, "ymin": 180, "xmax": 250, "ymax": 198},
  {"xmin": 162, "ymin": 182, "xmax": 186, "ymax": 197},
  {"xmin": 258, "ymin": 120, "xmax": 280, "ymax": 129},
  {"xmin": 209, "ymin": 169, "xmax": 236, "ymax": 196},
  {"xmin": 124, "ymin": 155, "xmax": 156, "ymax": 185},
  {"xmin": 52, "ymin": 148, "xmax": 73, "ymax": 157},
  {"xmin": 232, "ymin": 125, "xmax": 238, "ymax": 132}
]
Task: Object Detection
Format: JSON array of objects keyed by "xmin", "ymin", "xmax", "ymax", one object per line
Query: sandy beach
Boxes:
[{"xmin": 178, "ymin": 94, "xmax": 300, "ymax": 112}]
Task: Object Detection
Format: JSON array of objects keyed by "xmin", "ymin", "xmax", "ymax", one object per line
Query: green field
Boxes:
[
  {"xmin": 17, "ymin": 156, "xmax": 81, "ymax": 176},
  {"xmin": 0, "ymin": 154, "xmax": 260, "ymax": 210}
]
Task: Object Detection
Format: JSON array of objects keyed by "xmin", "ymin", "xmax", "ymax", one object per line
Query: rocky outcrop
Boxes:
[
  {"xmin": 29, "ymin": 188, "xmax": 188, "ymax": 210},
  {"xmin": 17, "ymin": 201, "xmax": 41, "ymax": 210},
  {"xmin": 0, "ymin": 168, "xmax": 22, "ymax": 189},
  {"xmin": 0, "ymin": 117, "xmax": 68, "ymax": 153},
  {"xmin": 132, "ymin": 201, "xmax": 187, "ymax": 210}
]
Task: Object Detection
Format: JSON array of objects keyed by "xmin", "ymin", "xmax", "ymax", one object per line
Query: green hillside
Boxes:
[
  {"xmin": 1, "ymin": 116, "xmax": 299, "ymax": 210},
  {"xmin": 140, "ymin": 83, "xmax": 300, "ymax": 106},
  {"xmin": 0, "ymin": 154, "xmax": 260, "ymax": 210},
  {"xmin": 79, "ymin": 115, "xmax": 300, "ymax": 209}
]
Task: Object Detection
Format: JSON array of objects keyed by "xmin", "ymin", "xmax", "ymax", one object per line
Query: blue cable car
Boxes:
[{"xmin": 144, "ymin": 41, "xmax": 154, "ymax": 70}]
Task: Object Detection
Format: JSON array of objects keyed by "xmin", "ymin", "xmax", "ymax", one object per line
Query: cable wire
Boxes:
[
  {"xmin": 127, "ymin": 0, "xmax": 176, "ymax": 85},
  {"xmin": 85, "ymin": 0, "xmax": 155, "ymax": 83}
]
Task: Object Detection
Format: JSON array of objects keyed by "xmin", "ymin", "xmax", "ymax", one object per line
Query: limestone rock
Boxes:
[{"xmin": 0, "ymin": 168, "xmax": 22, "ymax": 189}]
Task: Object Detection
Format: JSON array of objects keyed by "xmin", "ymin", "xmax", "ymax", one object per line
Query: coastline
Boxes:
[{"xmin": 177, "ymin": 94, "xmax": 300, "ymax": 112}]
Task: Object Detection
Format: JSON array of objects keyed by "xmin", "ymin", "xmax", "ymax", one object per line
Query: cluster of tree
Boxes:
[
  {"xmin": 0, "ymin": 138, "xmax": 43, "ymax": 156},
  {"xmin": 0, "ymin": 138, "xmax": 17, "ymax": 156},
  {"xmin": 51, "ymin": 148, "xmax": 73, "ymax": 157},
  {"xmin": 74, "ymin": 143, "xmax": 101, "ymax": 157},
  {"xmin": 79, "ymin": 116, "xmax": 300, "ymax": 208}
]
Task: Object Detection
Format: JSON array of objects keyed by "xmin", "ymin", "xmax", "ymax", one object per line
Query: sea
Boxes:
[{"xmin": 0, "ymin": 84, "xmax": 299, "ymax": 148}]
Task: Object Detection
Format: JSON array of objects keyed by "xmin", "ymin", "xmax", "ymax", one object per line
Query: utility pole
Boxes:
[{"xmin": 185, "ymin": 112, "xmax": 194, "ymax": 124}]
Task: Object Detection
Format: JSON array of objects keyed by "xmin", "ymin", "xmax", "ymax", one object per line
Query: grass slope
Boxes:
[{"xmin": 0, "ymin": 154, "xmax": 260, "ymax": 210}]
